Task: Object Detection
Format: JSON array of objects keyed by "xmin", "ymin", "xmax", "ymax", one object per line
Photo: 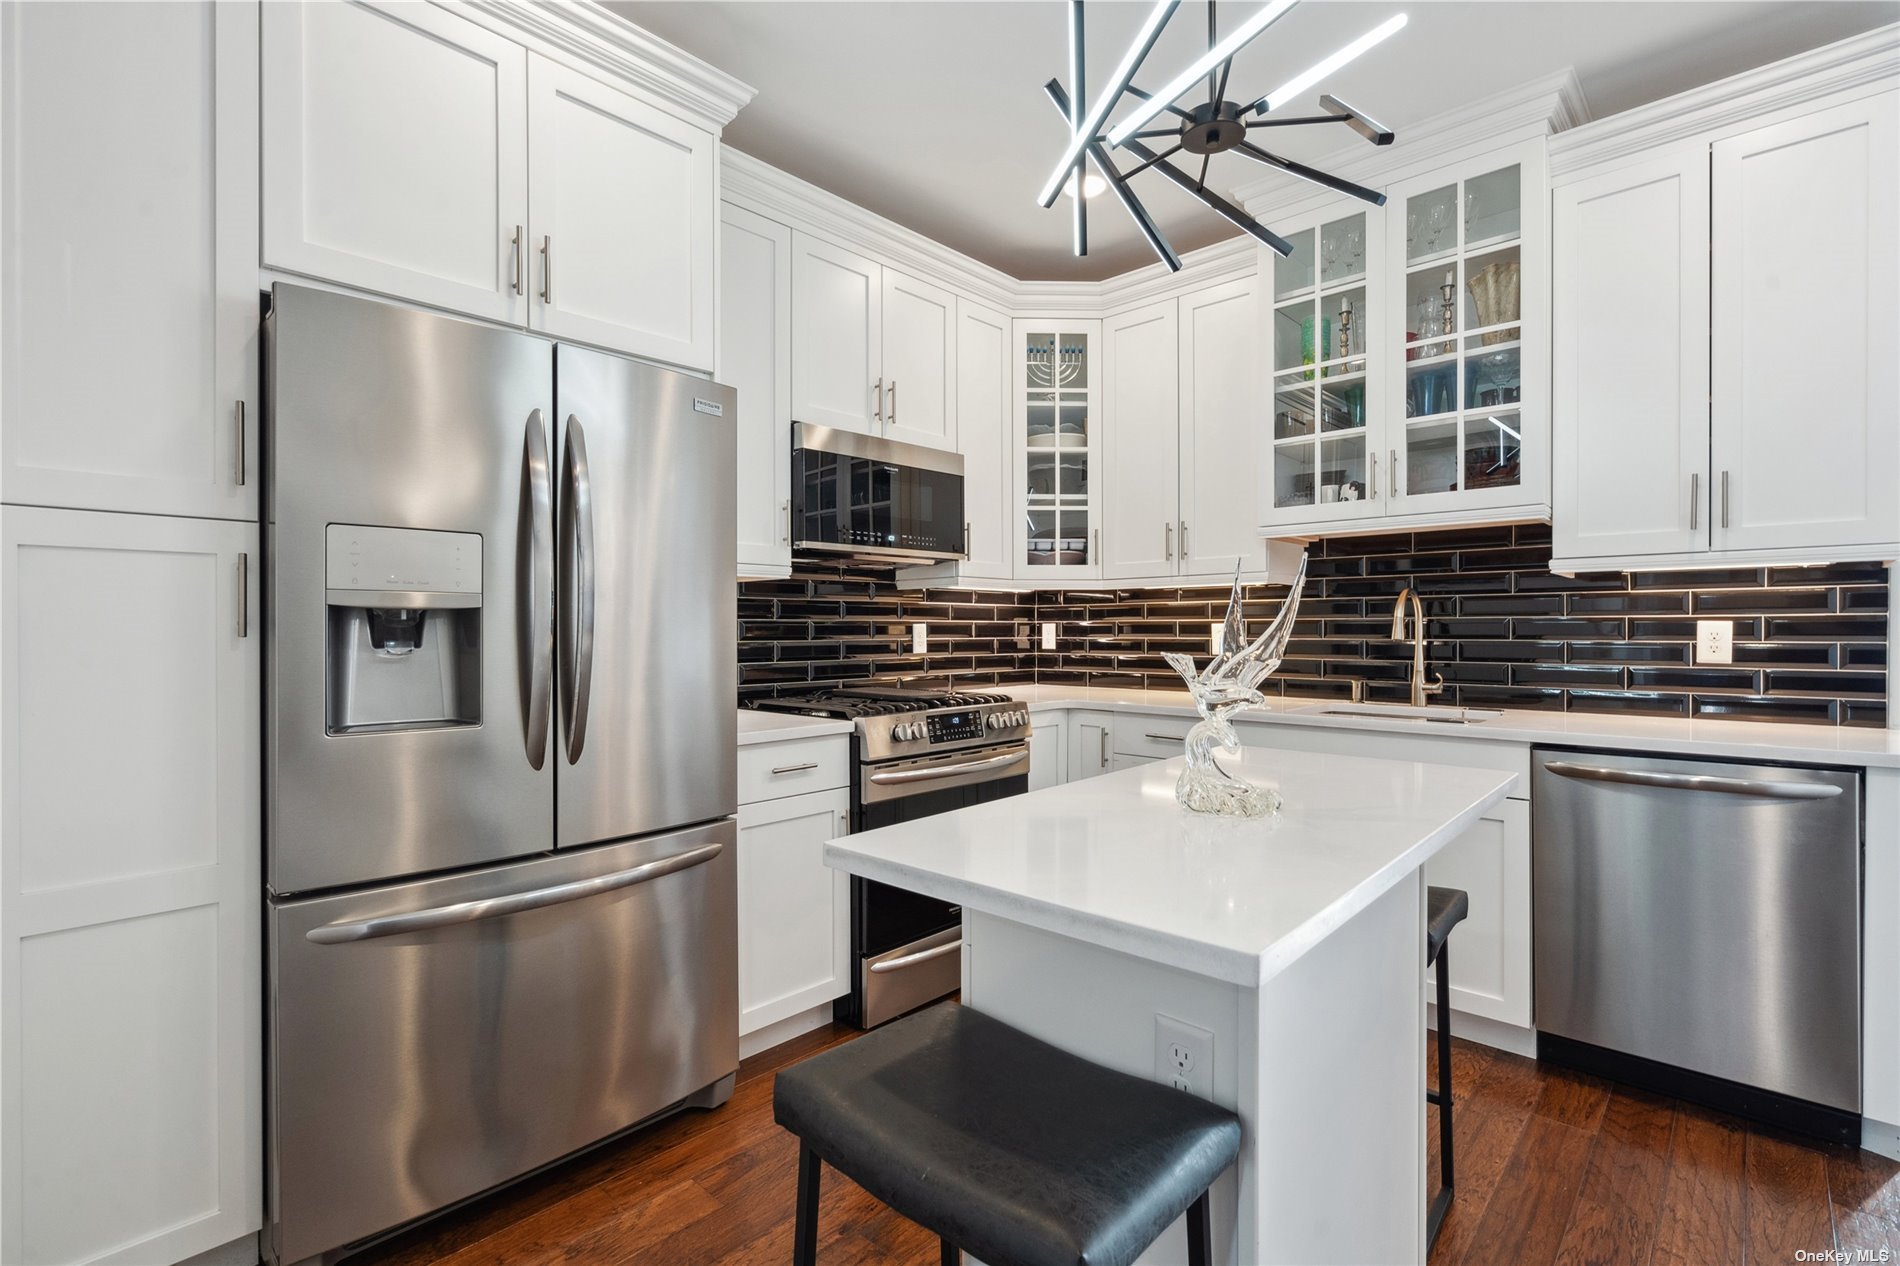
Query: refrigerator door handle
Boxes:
[
  {"xmin": 302, "ymin": 840, "xmax": 725, "ymax": 944},
  {"xmin": 522, "ymin": 409, "xmax": 554, "ymax": 770},
  {"xmin": 561, "ymin": 414, "xmax": 597, "ymax": 764}
]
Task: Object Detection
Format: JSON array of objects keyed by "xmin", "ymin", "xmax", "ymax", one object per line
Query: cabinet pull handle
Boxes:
[
  {"xmin": 1179, "ymin": 520, "xmax": 1187, "ymax": 558},
  {"xmin": 1165, "ymin": 521, "xmax": 1172, "ymax": 561},
  {"xmin": 511, "ymin": 225, "xmax": 524, "ymax": 295},
  {"xmin": 540, "ymin": 235, "xmax": 553, "ymax": 305},
  {"xmin": 1690, "ymin": 472, "xmax": 1700, "ymax": 530},
  {"xmin": 1390, "ymin": 449, "xmax": 1398, "ymax": 497},
  {"xmin": 1143, "ymin": 732, "xmax": 1183, "ymax": 742},
  {"xmin": 236, "ymin": 552, "xmax": 249, "ymax": 638},
  {"xmin": 889, "ymin": 379, "xmax": 898, "ymax": 424},
  {"xmin": 234, "ymin": 401, "xmax": 246, "ymax": 487},
  {"xmin": 1370, "ymin": 454, "xmax": 1378, "ymax": 500},
  {"xmin": 838, "ymin": 811, "xmax": 849, "ymax": 836},
  {"xmin": 873, "ymin": 377, "xmax": 883, "ymax": 424},
  {"xmin": 782, "ymin": 499, "xmax": 791, "ymax": 543},
  {"xmin": 1720, "ymin": 470, "xmax": 1730, "ymax": 529},
  {"xmin": 1092, "ymin": 526, "xmax": 1099, "ymax": 561},
  {"xmin": 964, "ymin": 522, "xmax": 971, "ymax": 555},
  {"xmin": 770, "ymin": 762, "xmax": 818, "ymax": 775},
  {"xmin": 1099, "ymin": 727, "xmax": 1108, "ymax": 767}
]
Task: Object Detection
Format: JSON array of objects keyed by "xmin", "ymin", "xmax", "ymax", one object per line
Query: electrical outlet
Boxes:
[
  {"xmin": 1696, "ymin": 619, "xmax": 1734, "ymax": 664},
  {"xmin": 1041, "ymin": 621, "xmax": 1057, "ymax": 651},
  {"xmin": 1015, "ymin": 619, "xmax": 1031, "ymax": 650},
  {"xmin": 912, "ymin": 622, "xmax": 928, "ymax": 654},
  {"xmin": 1154, "ymin": 1015, "xmax": 1213, "ymax": 1099},
  {"xmin": 1209, "ymin": 622, "xmax": 1224, "ymax": 655}
]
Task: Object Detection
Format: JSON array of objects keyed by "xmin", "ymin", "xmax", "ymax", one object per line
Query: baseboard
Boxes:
[
  {"xmin": 740, "ymin": 1001, "xmax": 838, "ymax": 1060},
  {"xmin": 180, "ymin": 1233, "xmax": 260, "ymax": 1266},
  {"xmin": 1861, "ymin": 1115, "xmax": 1900, "ymax": 1161},
  {"xmin": 1427, "ymin": 1004, "xmax": 1538, "ymax": 1059}
]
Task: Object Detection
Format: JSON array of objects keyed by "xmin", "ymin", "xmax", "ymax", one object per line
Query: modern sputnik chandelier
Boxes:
[{"xmin": 1042, "ymin": 0, "xmax": 1405, "ymax": 270}]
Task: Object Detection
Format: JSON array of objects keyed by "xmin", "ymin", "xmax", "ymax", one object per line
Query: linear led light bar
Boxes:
[
  {"xmin": 1106, "ymin": 0, "xmax": 1299, "ymax": 148},
  {"xmin": 1069, "ymin": 0, "xmax": 1087, "ymax": 255},
  {"xmin": 1319, "ymin": 94, "xmax": 1395, "ymax": 146},
  {"xmin": 1249, "ymin": 13, "xmax": 1408, "ymax": 116},
  {"xmin": 1036, "ymin": 0, "xmax": 1179, "ymax": 207},
  {"xmin": 1045, "ymin": 79, "xmax": 1182, "ymax": 271}
]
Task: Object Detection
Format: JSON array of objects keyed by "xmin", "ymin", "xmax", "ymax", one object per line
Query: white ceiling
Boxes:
[{"xmin": 614, "ymin": 0, "xmax": 1897, "ymax": 281}]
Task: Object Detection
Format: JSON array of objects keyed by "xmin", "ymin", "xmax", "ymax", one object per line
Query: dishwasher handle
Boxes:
[{"xmin": 1543, "ymin": 760, "xmax": 1844, "ymax": 801}]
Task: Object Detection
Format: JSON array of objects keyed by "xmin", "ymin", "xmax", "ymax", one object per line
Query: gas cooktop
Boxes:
[
  {"xmin": 748, "ymin": 687, "xmax": 1016, "ymax": 720},
  {"xmin": 749, "ymin": 688, "xmax": 1030, "ymax": 760}
]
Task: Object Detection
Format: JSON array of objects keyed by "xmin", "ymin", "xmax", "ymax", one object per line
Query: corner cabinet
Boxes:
[
  {"xmin": 1552, "ymin": 91, "xmax": 1899, "ymax": 571},
  {"xmin": 1015, "ymin": 319, "xmax": 1102, "ymax": 580},
  {"xmin": 1260, "ymin": 142, "xmax": 1551, "ymax": 537}
]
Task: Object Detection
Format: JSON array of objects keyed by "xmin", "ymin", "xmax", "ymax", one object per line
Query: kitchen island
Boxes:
[{"xmin": 826, "ymin": 745, "xmax": 1517, "ymax": 1266}]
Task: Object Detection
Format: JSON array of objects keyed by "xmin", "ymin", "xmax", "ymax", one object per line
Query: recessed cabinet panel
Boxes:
[
  {"xmin": 1552, "ymin": 156, "xmax": 1711, "ymax": 560},
  {"xmin": 737, "ymin": 789, "xmax": 851, "ymax": 1035},
  {"xmin": 1102, "ymin": 302, "xmax": 1180, "ymax": 580},
  {"xmin": 528, "ymin": 56, "xmax": 714, "ymax": 368},
  {"xmin": 1422, "ymin": 800, "xmax": 1531, "ymax": 1028},
  {"xmin": 723, "ymin": 204, "xmax": 794, "ymax": 576},
  {"xmin": 792, "ymin": 235, "xmax": 882, "ymax": 433},
  {"xmin": 1711, "ymin": 94, "xmax": 1900, "ymax": 554},
  {"xmin": 882, "ymin": 269, "xmax": 957, "ymax": 450},
  {"xmin": 1, "ymin": 0, "xmax": 258, "ymax": 520},
  {"xmin": 956, "ymin": 300, "xmax": 1015, "ymax": 579},
  {"xmin": 1181, "ymin": 278, "xmax": 1270, "ymax": 577},
  {"xmin": 1018, "ymin": 321, "xmax": 1100, "ymax": 578},
  {"xmin": 262, "ymin": 0, "xmax": 528, "ymax": 323}
]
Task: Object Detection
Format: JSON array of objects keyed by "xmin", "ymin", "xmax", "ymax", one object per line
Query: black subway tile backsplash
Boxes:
[{"xmin": 738, "ymin": 533, "xmax": 1888, "ymax": 727}]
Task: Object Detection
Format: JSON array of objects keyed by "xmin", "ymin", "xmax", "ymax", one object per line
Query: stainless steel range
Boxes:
[{"xmin": 748, "ymin": 688, "xmax": 1031, "ymax": 1026}]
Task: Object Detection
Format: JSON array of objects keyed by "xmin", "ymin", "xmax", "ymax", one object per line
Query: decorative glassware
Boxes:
[
  {"xmin": 1428, "ymin": 203, "xmax": 1450, "ymax": 252},
  {"xmin": 1161, "ymin": 554, "xmax": 1309, "ymax": 818}
]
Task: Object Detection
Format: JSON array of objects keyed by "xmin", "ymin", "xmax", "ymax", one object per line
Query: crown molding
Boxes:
[
  {"xmin": 1549, "ymin": 23, "xmax": 1899, "ymax": 177},
  {"xmin": 1232, "ymin": 69, "xmax": 1588, "ymax": 219},
  {"xmin": 457, "ymin": 0, "xmax": 756, "ymax": 131}
]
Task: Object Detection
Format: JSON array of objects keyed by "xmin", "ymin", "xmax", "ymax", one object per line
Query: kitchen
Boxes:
[{"xmin": 0, "ymin": 1, "xmax": 1895, "ymax": 1265}]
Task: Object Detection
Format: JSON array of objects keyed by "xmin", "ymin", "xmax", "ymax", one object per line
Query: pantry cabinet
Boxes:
[
  {"xmin": 1552, "ymin": 90, "xmax": 1899, "ymax": 571},
  {"xmin": 1, "ymin": 0, "xmax": 259, "ymax": 522},
  {"xmin": 722, "ymin": 203, "xmax": 794, "ymax": 577}
]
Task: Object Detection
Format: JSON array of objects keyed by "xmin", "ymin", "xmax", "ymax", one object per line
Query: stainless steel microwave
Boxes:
[{"xmin": 791, "ymin": 423, "xmax": 966, "ymax": 564}]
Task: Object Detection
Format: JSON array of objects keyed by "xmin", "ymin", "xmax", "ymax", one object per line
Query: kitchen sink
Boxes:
[{"xmin": 1303, "ymin": 702, "xmax": 1506, "ymax": 725}]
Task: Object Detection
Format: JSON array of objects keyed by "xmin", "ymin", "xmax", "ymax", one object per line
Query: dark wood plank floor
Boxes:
[{"xmin": 349, "ymin": 1020, "xmax": 1900, "ymax": 1265}]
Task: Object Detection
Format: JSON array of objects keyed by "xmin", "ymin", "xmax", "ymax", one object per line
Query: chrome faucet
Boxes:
[{"xmin": 1389, "ymin": 587, "xmax": 1445, "ymax": 707}]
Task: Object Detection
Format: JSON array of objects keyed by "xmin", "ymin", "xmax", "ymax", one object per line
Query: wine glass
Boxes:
[
  {"xmin": 1321, "ymin": 231, "xmax": 1339, "ymax": 281},
  {"xmin": 1345, "ymin": 227, "xmax": 1364, "ymax": 277},
  {"xmin": 1406, "ymin": 212, "xmax": 1419, "ymax": 258},
  {"xmin": 1428, "ymin": 203, "xmax": 1450, "ymax": 253}
]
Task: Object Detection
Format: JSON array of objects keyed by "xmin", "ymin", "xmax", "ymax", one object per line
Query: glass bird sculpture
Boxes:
[{"xmin": 1161, "ymin": 552, "xmax": 1309, "ymax": 818}]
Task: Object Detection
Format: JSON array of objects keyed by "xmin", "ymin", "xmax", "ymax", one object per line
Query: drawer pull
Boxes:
[
  {"xmin": 770, "ymin": 761, "xmax": 819, "ymax": 776},
  {"xmin": 1143, "ymin": 732, "xmax": 1185, "ymax": 742}
]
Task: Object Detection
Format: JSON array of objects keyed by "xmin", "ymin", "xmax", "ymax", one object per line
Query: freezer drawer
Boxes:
[
  {"xmin": 267, "ymin": 819, "xmax": 738, "ymax": 1265},
  {"xmin": 1532, "ymin": 749, "xmax": 1860, "ymax": 1112}
]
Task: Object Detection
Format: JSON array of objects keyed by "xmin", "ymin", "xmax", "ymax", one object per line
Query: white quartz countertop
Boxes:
[
  {"xmin": 736, "ymin": 709, "xmax": 853, "ymax": 746},
  {"xmin": 991, "ymin": 684, "xmax": 1900, "ymax": 769},
  {"xmin": 826, "ymin": 747, "xmax": 1516, "ymax": 988}
]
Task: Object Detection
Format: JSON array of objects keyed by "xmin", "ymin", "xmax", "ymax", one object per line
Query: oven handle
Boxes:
[
  {"xmin": 869, "ymin": 937, "xmax": 963, "ymax": 974},
  {"xmin": 866, "ymin": 748, "xmax": 1029, "ymax": 785}
]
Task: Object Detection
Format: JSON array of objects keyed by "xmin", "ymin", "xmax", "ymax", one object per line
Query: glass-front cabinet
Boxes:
[
  {"xmin": 1260, "ymin": 140, "xmax": 1547, "ymax": 533},
  {"xmin": 1014, "ymin": 319, "xmax": 1101, "ymax": 578}
]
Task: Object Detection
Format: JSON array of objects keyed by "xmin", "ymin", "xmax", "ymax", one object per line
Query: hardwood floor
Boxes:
[{"xmin": 347, "ymin": 1020, "xmax": 1900, "ymax": 1265}]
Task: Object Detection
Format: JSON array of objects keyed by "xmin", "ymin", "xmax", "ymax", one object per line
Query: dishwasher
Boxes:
[{"xmin": 1532, "ymin": 748, "xmax": 1861, "ymax": 1141}]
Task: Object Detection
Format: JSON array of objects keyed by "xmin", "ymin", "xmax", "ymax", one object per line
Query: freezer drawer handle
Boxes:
[
  {"xmin": 1543, "ymin": 761, "xmax": 1843, "ymax": 801},
  {"xmin": 866, "ymin": 749, "xmax": 1028, "ymax": 785},
  {"xmin": 303, "ymin": 840, "xmax": 725, "ymax": 945},
  {"xmin": 868, "ymin": 938, "xmax": 963, "ymax": 974}
]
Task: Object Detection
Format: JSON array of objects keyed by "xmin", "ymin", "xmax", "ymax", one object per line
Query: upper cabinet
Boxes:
[
  {"xmin": 1553, "ymin": 89, "xmax": 1898, "ymax": 571},
  {"xmin": 722, "ymin": 203, "xmax": 794, "ymax": 578},
  {"xmin": 881, "ymin": 269, "xmax": 957, "ymax": 450},
  {"xmin": 263, "ymin": 0, "xmax": 725, "ymax": 371},
  {"xmin": 953, "ymin": 300, "xmax": 1017, "ymax": 581},
  {"xmin": 1101, "ymin": 301, "xmax": 1180, "ymax": 581},
  {"xmin": 1179, "ymin": 277, "xmax": 1282, "ymax": 578},
  {"xmin": 1016, "ymin": 319, "xmax": 1102, "ymax": 579},
  {"xmin": 2, "ymin": 0, "xmax": 259, "ymax": 522},
  {"xmin": 1260, "ymin": 142, "xmax": 1550, "ymax": 538}
]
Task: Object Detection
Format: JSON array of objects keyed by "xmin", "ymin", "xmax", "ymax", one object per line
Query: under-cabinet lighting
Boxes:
[
  {"xmin": 1037, "ymin": 0, "xmax": 1178, "ymax": 206},
  {"xmin": 1106, "ymin": 0, "xmax": 1300, "ymax": 148},
  {"xmin": 1249, "ymin": 13, "xmax": 1409, "ymax": 116}
]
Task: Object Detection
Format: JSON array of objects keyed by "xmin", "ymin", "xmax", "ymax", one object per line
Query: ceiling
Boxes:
[{"xmin": 615, "ymin": 1, "xmax": 1897, "ymax": 281}]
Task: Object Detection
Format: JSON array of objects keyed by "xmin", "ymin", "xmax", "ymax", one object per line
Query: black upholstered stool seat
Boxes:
[
  {"xmin": 1427, "ymin": 884, "xmax": 1469, "ymax": 965},
  {"xmin": 774, "ymin": 1003, "xmax": 1241, "ymax": 1266}
]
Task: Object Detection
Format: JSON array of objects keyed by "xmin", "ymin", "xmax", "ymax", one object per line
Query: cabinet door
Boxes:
[
  {"xmin": 1, "ymin": 506, "xmax": 260, "ymax": 1266},
  {"xmin": 1017, "ymin": 320, "xmax": 1102, "ymax": 580},
  {"xmin": 2, "ymin": 0, "xmax": 258, "ymax": 521},
  {"xmin": 528, "ymin": 56, "xmax": 715, "ymax": 369},
  {"xmin": 1101, "ymin": 301, "xmax": 1181, "ymax": 580},
  {"xmin": 1180, "ymin": 277, "xmax": 1272, "ymax": 577},
  {"xmin": 1711, "ymin": 94, "xmax": 1900, "ymax": 554},
  {"xmin": 1423, "ymin": 799, "xmax": 1531, "ymax": 1028},
  {"xmin": 956, "ymin": 300, "xmax": 1016, "ymax": 579},
  {"xmin": 262, "ymin": 0, "xmax": 528, "ymax": 324},
  {"xmin": 722, "ymin": 204, "xmax": 793, "ymax": 576},
  {"xmin": 882, "ymin": 268, "xmax": 957, "ymax": 450},
  {"xmin": 736, "ymin": 789, "xmax": 851, "ymax": 1035},
  {"xmin": 1552, "ymin": 153, "xmax": 1711, "ymax": 562},
  {"xmin": 1028, "ymin": 720, "xmax": 1066, "ymax": 792},
  {"xmin": 1067, "ymin": 711, "xmax": 1115, "ymax": 781},
  {"xmin": 792, "ymin": 235, "xmax": 882, "ymax": 433}
]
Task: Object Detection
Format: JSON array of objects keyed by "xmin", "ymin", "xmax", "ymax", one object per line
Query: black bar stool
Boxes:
[
  {"xmin": 1426, "ymin": 884, "xmax": 1469, "ymax": 1248},
  {"xmin": 774, "ymin": 1003, "xmax": 1242, "ymax": 1266}
]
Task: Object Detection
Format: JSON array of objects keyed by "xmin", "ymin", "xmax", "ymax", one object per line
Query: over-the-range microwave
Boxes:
[{"xmin": 791, "ymin": 422, "xmax": 966, "ymax": 565}]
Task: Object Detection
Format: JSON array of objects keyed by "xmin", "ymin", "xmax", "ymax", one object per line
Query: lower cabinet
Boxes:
[
  {"xmin": 0, "ymin": 505, "xmax": 260, "ymax": 1266},
  {"xmin": 736, "ymin": 784, "xmax": 851, "ymax": 1036},
  {"xmin": 1067, "ymin": 710, "xmax": 1116, "ymax": 781},
  {"xmin": 1028, "ymin": 719, "xmax": 1067, "ymax": 791},
  {"xmin": 1421, "ymin": 798, "xmax": 1532, "ymax": 1028}
]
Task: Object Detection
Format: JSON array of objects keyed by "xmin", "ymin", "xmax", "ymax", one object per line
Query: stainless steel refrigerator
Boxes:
[{"xmin": 263, "ymin": 284, "xmax": 738, "ymax": 1266}]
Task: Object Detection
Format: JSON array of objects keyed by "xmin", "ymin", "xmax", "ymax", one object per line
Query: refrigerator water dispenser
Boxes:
[{"xmin": 324, "ymin": 525, "xmax": 483, "ymax": 734}]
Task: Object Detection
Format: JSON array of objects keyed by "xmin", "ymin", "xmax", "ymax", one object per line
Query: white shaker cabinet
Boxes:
[
  {"xmin": 954, "ymin": 300, "xmax": 1017, "ymax": 580},
  {"xmin": 791, "ymin": 234, "xmax": 884, "ymax": 434},
  {"xmin": 1, "ymin": 0, "xmax": 258, "ymax": 522},
  {"xmin": 881, "ymin": 269, "xmax": 957, "ymax": 451},
  {"xmin": 1067, "ymin": 711, "xmax": 1116, "ymax": 781},
  {"xmin": 1028, "ymin": 719, "xmax": 1067, "ymax": 792},
  {"xmin": 1, "ymin": 506, "xmax": 260, "ymax": 1266},
  {"xmin": 1101, "ymin": 301, "xmax": 1181, "ymax": 581},
  {"xmin": 527, "ymin": 55, "xmax": 716, "ymax": 370},
  {"xmin": 736, "ymin": 787, "xmax": 851, "ymax": 1036},
  {"xmin": 1180, "ymin": 277, "xmax": 1277, "ymax": 579},
  {"xmin": 722, "ymin": 204, "xmax": 794, "ymax": 577},
  {"xmin": 1421, "ymin": 798, "xmax": 1532, "ymax": 1029},
  {"xmin": 1709, "ymin": 94, "xmax": 1899, "ymax": 556},
  {"xmin": 262, "ymin": 0, "xmax": 530, "ymax": 326}
]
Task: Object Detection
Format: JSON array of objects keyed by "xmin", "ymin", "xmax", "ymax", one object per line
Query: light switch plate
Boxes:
[
  {"xmin": 1041, "ymin": 622, "xmax": 1057, "ymax": 651},
  {"xmin": 912, "ymin": 622, "xmax": 928, "ymax": 654},
  {"xmin": 1696, "ymin": 619, "xmax": 1734, "ymax": 664}
]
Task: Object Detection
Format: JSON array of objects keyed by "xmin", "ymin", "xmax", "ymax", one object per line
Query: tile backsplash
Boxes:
[{"xmin": 739, "ymin": 527, "xmax": 1889, "ymax": 727}]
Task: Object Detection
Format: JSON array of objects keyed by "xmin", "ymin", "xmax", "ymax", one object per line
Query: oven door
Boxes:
[{"xmin": 850, "ymin": 742, "xmax": 1028, "ymax": 1027}]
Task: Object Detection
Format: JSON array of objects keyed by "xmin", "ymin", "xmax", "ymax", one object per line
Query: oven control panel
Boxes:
[
  {"xmin": 864, "ymin": 703, "xmax": 1031, "ymax": 760},
  {"xmin": 926, "ymin": 710, "xmax": 985, "ymax": 744}
]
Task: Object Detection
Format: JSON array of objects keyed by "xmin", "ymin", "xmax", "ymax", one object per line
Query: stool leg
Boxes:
[
  {"xmin": 1427, "ymin": 945, "xmax": 1455, "ymax": 1248},
  {"xmin": 795, "ymin": 1145, "xmax": 821, "ymax": 1266},
  {"xmin": 1185, "ymin": 1190, "xmax": 1212, "ymax": 1266},
  {"xmin": 940, "ymin": 1237, "xmax": 959, "ymax": 1266}
]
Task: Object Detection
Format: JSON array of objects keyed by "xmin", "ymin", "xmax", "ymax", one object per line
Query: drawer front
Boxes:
[
  {"xmin": 1114, "ymin": 715, "xmax": 1196, "ymax": 759},
  {"xmin": 739, "ymin": 736, "xmax": 850, "ymax": 803},
  {"xmin": 1232, "ymin": 721, "xmax": 1530, "ymax": 798}
]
